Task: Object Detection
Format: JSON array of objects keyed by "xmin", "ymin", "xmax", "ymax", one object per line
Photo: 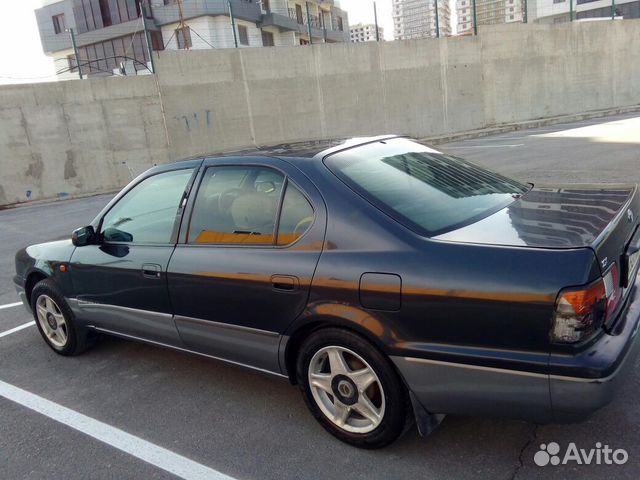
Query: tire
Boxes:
[
  {"xmin": 30, "ymin": 278, "xmax": 95, "ymax": 356},
  {"xmin": 296, "ymin": 328, "xmax": 410, "ymax": 449}
]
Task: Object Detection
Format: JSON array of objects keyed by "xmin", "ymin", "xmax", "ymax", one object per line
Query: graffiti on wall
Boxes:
[{"xmin": 173, "ymin": 110, "xmax": 213, "ymax": 133}]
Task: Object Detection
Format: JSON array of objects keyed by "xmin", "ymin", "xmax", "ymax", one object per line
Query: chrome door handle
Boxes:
[
  {"xmin": 142, "ymin": 263, "xmax": 162, "ymax": 279},
  {"xmin": 271, "ymin": 275, "xmax": 299, "ymax": 291}
]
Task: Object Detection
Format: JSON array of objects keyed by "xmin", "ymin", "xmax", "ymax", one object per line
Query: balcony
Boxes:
[
  {"xmin": 260, "ymin": 12, "xmax": 300, "ymax": 31},
  {"xmin": 260, "ymin": 4, "xmax": 335, "ymax": 36},
  {"xmin": 288, "ymin": 8, "xmax": 323, "ymax": 28},
  {"xmin": 152, "ymin": 0, "xmax": 262, "ymax": 26}
]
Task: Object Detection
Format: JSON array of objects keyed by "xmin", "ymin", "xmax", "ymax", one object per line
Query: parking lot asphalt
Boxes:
[{"xmin": 1, "ymin": 112, "xmax": 639, "ymax": 480}]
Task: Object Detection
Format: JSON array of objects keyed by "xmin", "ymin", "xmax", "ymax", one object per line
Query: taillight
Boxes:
[{"xmin": 551, "ymin": 264, "xmax": 621, "ymax": 343}]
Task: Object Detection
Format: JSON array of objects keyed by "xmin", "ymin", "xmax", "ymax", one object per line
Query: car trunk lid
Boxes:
[
  {"xmin": 435, "ymin": 184, "xmax": 639, "ymax": 268},
  {"xmin": 436, "ymin": 184, "xmax": 640, "ymax": 334}
]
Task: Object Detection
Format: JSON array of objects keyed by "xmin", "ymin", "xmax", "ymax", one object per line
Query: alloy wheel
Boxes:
[
  {"xmin": 308, "ymin": 346, "xmax": 385, "ymax": 434},
  {"xmin": 35, "ymin": 294, "xmax": 68, "ymax": 348}
]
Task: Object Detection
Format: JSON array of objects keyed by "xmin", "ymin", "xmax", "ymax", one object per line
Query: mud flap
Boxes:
[{"xmin": 409, "ymin": 390, "xmax": 445, "ymax": 437}]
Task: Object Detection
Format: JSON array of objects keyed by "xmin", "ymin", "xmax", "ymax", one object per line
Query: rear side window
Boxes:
[
  {"xmin": 277, "ymin": 184, "xmax": 314, "ymax": 245},
  {"xmin": 101, "ymin": 168, "xmax": 194, "ymax": 244},
  {"xmin": 188, "ymin": 166, "xmax": 284, "ymax": 244},
  {"xmin": 324, "ymin": 138, "xmax": 528, "ymax": 236}
]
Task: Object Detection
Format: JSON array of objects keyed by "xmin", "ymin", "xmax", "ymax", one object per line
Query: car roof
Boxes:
[{"xmin": 207, "ymin": 135, "xmax": 403, "ymax": 161}]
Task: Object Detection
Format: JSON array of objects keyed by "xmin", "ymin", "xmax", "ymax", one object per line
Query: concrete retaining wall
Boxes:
[{"xmin": 1, "ymin": 21, "xmax": 639, "ymax": 206}]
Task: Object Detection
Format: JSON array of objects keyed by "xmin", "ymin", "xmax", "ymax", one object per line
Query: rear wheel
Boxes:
[
  {"xmin": 31, "ymin": 279, "xmax": 94, "ymax": 356},
  {"xmin": 296, "ymin": 328, "xmax": 410, "ymax": 448}
]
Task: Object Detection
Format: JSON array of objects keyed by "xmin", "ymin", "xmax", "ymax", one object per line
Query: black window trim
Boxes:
[
  {"xmin": 182, "ymin": 163, "xmax": 316, "ymax": 249},
  {"xmin": 96, "ymin": 166, "xmax": 199, "ymax": 247}
]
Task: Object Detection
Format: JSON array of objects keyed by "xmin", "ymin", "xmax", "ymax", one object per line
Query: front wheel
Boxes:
[
  {"xmin": 296, "ymin": 328, "xmax": 410, "ymax": 449},
  {"xmin": 31, "ymin": 279, "xmax": 95, "ymax": 356}
]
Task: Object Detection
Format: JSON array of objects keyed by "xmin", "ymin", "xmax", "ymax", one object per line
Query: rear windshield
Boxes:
[{"xmin": 324, "ymin": 138, "xmax": 529, "ymax": 236}]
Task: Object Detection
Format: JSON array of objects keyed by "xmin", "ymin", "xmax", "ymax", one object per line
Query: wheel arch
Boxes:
[
  {"xmin": 281, "ymin": 308, "xmax": 397, "ymax": 385},
  {"xmin": 281, "ymin": 309, "xmax": 445, "ymax": 439},
  {"xmin": 25, "ymin": 270, "xmax": 49, "ymax": 305}
]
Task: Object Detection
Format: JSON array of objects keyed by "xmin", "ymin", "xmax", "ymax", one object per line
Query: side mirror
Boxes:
[
  {"xmin": 72, "ymin": 226, "xmax": 96, "ymax": 247},
  {"xmin": 102, "ymin": 227, "xmax": 133, "ymax": 243}
]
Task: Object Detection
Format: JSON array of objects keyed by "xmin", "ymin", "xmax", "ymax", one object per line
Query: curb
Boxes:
[
  {"xmin": 0, "ymin": 190, "xmax": 118, "ymax": 212},
  {"xmin": 421, "ymin": 104, "xmax": 640, "ymax": 145}
]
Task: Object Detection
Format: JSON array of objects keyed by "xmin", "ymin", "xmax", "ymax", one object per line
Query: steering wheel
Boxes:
[
  {"xmin": 218, "ymin": 188, "xmax": 243, "ymax": 214},
  {"xmin": 293, "ymin": 216, "xmax": 314, "ymax": 239}
]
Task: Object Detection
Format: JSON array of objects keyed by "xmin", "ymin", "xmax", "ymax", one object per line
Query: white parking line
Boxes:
[
  {"xmin": 0, "ymin": 380, "xmax": 235, "ymax": 480},
  {"xmin": 0, "ymin": 302, "xmax": 23, "ymax": 310},
  {"xmin": 0, "ymin": 321, "xmax": 35, "ymax": 338}
]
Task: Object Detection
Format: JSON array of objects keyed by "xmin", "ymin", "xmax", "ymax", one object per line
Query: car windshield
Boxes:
[{"xmin": 324, "ymin": 138, "xmax": 529, "ymax": 236}]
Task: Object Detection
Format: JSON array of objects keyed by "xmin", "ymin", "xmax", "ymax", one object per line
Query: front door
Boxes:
[
  {"xmin": 70, "ymin": 166, "xmax": 197, "ymax": 344},
  {"xmin": 167, "ymin": 157, "xmax": 326, "ymax": 373}
]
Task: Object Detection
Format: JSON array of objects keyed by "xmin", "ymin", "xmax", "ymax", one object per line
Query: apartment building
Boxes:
[
  {"xmin": 456, "ymin": 0, "xmax": 524, "ymax": 34},
  {"xmin": 349, "ymin": 23, "xmax": 384, "ymax": 42},
  {"xmin": 392, "ymin": 0, "xmax": 451, "ymax": 39},
  {"xmin": 456, "ymin": 0, "xmax": 473, "ymax": 32},
  {"xmin": 528, "ymin": 0, "xmax": 639, "ymax": 22},
  {"xmin": 35, "ymin": 0, "xmax": 350, "ymax": 80}
]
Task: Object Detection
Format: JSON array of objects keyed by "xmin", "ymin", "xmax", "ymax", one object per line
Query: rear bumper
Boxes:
[
  {"xmin": 392, "ymin": 355, "xmax": 553, "ymax": 422},
  {"xmin": 549, "ymin": 281, "xmax": 640, "ymax": 420},
  {"xmin": 393, "ymin": 275, "xmax": 640, "ymax": 423}
]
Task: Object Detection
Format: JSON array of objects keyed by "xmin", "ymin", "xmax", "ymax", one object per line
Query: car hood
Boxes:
[
  {"xmin": 25, "ymin": 238, "xmax": 75, "ymax": 258},
  {"xmin": 434, "ymin": 184, "xmax": 638, "ymax": 251},
  {"xmin": 15, "ymin": 238, "xmax": 76, "ymax": 279}
]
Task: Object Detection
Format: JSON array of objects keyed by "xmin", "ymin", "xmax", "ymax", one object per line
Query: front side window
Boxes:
[
  {"xmin": 188, "ymin": 166, "xmax": 284, "ymax": 245},
  {"xmin": 101, "ymin": 169, "xmax": 194, "ymax": 244},
  {"xmin": 325, "ymin": 138, "xmax": 528, "ymax": 236}
]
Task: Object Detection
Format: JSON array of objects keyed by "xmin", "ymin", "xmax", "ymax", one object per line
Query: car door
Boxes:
[
  {"xmin": 69, "ymin": 164, "xmax": 199, "ymax": 344},
  {"xmin": 167, "ymin": 156, "xmax": 326, "ymax": 373}
]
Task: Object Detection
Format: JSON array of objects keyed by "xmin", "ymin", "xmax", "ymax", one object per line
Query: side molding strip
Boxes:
[
  {"xmin": 91, "ymin": 326, "xmax": 288, "ymax": 379},
  {"xmin": 173, "ymin": 315, "xmax": 282, "ymax": 373},
  {"xmin": 174, "ymin": 315, "xmax": 279, "ymax": 337},
  {"xmin": 403, "ymin": 356, "xmax": 549, "ymax": 379}
]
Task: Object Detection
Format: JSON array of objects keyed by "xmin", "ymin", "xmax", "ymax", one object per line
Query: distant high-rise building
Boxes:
[
  {"xmin": 527, "ymin": 0, "xmax": 639, "ymax": 23},
  {"xmin": 350, "ymin": 23, "xmax": 384, "ymax": 42},
  {"xmin": 456, "ymin": 0, "xmax": 524, "ymax": 34},
  {"xmin": 456, "ymin": 0, "xmax": 473, "ymax": 33},
  {"xmin": 392, "ymin": 0, "xmax": 452, "ymax": 40}
]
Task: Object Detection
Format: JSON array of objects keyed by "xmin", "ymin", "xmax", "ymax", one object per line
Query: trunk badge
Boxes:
[
  {"xmin": 628, "ymin": 209, "xmax": 634, "ymax": 223},
  {"xmin": 602, "ymin": 257, "xmax": 608, "ymax": 268}
]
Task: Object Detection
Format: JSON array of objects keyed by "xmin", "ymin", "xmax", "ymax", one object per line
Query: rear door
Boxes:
[
  {"xmin": 70, "ymin": 165, "xmax": 198, "ymax": 344},
  {"xmin": 166, "ymin": 156, "xmax": 326, "ymax": 373}
]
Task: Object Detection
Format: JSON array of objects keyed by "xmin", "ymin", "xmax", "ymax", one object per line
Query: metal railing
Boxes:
[
  {"xmin": 461, "ymin": 0, "xmax": 622, "ymax": 36},
  {"xmin": 288, "ymin": 7, "xmax": 323, "ymax": 29}
]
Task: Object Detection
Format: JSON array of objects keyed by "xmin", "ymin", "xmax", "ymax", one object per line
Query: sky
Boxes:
[
  {"xmin": 338, "ymin": 0, "xmax": 395, "ymax": 40},
  {"xmin": 0, "ymin": 1, "xmax": 56, "ymax": 85}
]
